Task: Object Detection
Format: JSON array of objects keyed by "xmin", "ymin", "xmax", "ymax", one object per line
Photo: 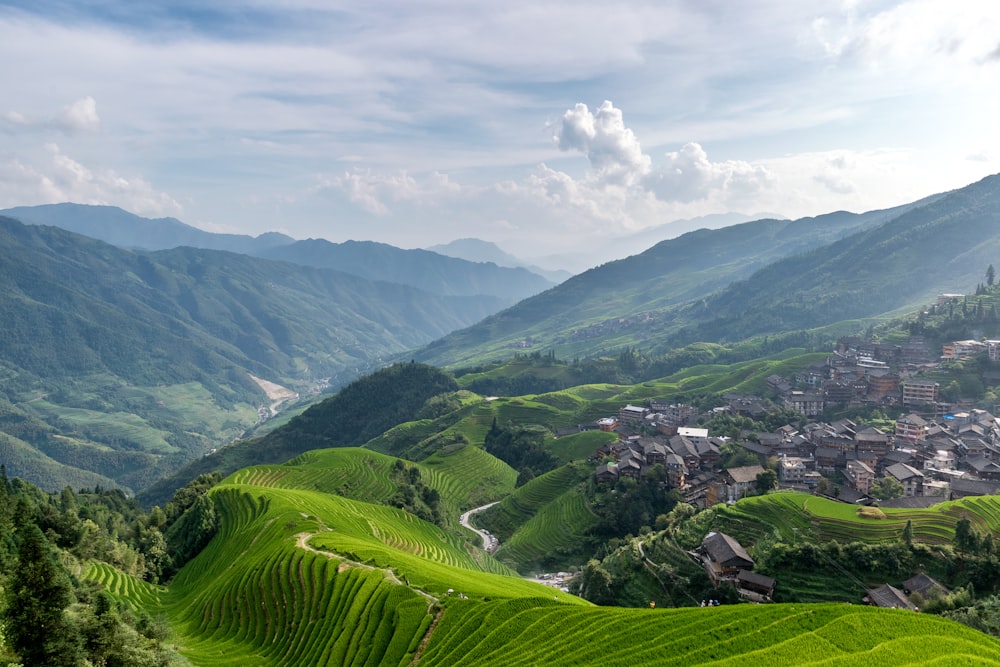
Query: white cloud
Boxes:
[
  {"xmin": 0, "ymin": 144, "xmax": 181, "ymax": 217},
  {"xmin": 553, "ymin": 101, "xmax": 650, "ymax": 187},
  {"xmin": 647, "ymin": 142, "xmax": 772, "ymax": 204},
  {"xmin": 3, "ymin": 96, "xmax": 101, "ymax": 134},
  {"xmin": 57, "ymin": 97, "xmax": 101, "ymax": 133}
]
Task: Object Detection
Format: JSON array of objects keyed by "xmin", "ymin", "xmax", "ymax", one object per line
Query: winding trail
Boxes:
[{"xmin": 459, "ymin": 501, "xmax": 500, "ymax": 552}]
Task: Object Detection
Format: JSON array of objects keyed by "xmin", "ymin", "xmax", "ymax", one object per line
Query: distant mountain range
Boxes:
[
  {"xmin": 412, "ymin": 183, "xmax": 961, "ymax": 367},
  {"xmin": 0, "ymin": 203, "xmax": 555, "ymax": 305},
  {"xmin": 426, "ymin": 238, "xmax": 573, "ymax": 284},
  {"xmin": 0, "ymin": 216, "xmax": 526, "ymax": 492},
  {"xmin": 5, "ymin": 173, "xmax": 998, "ymax": 494}
]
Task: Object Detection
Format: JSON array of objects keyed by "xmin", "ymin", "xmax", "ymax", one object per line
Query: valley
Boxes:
[{"xmin": 5, "ymin": 175, "xmax": 1000, "ymax": 664}]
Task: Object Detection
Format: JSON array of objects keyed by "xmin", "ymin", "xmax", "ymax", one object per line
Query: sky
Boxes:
[{"xmin": 2, "ymin": 0, "xmax": 999, "ymax": 268}]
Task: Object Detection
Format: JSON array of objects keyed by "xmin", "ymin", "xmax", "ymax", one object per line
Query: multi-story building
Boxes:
[
  {"xmin": 902, "ymin": 380, "xmax": 939, "ymax": 406},
  {"xmin": 845, "ymin": 459, "xmax": 875, "ymax": 495},
  {"xmin": 783, "ymin": 390, "xmax": 825, "ymax": 418},
  {"xmin": 895, "ymin": 413, "xmax": 928, "ymax": 443}
]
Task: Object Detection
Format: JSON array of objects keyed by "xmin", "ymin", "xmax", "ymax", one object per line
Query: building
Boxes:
[
  {"xmin": 865, "ymin": 584, "xmax": 916, "ymax": 610},
  {"xmin": 783, "ymin": 390, "xmax": 825, "ymax": 418},
  {"xmin": 902, "ymin": 380, "xmax": 939, "ymax": 406},
  {"xmin": 942, "ymin": 340, "xmax": 987, "ymax": 360},
  {"xmin": 845, "ymin": 459, "xmax": 875, "ymax": 495},
  {"xmin": 885, "ymin": 462, "xmax": 925, "ymax": 497},
  {"xmin": 717, "ymin": 465, "xmax": 765, "ymax": 503},
  {"xmin": 895, "ymin": 413, "xmax": 928, "ymax": 443},
  {"xmin": 699, "ymin": 532, "xmax": 754, "ymax": 584},
  {"xmin": 855, "ymin": 427, "xmax": 891, "ymax": 456},
  {"xmin": 618, "ymin": 404, "xmax": 649, "ymax": 424},
  {"xmin": 779, "ymin": 457, "xmax": 808, "ymax": 484}
]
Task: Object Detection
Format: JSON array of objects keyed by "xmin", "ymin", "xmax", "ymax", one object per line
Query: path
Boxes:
[{"xmin": 459, "ymin": 501, "xmax": 500, "ymax": 553}]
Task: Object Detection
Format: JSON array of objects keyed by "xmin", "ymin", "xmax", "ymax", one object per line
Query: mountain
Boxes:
[
  {"xmin": 427, "ymin": 238, "xmax": 573, "ymax": 284},
  {"xmin": 0, "ymin": 202, "xmax": 295, "ymax": 254},
  {"xmin": 4, "ymin": 203, "xmax": 555, "ymax": 306},
  {"xmin": 0, "ymin": 217, "xmax": 505, "ymax": 492},
  {"xmin": 412, "ymin": 193, "xmax": 944, "ymax": 368},
  {"xmin": 257, "ymin": 238, "xmax": 554, "ymax": 303},
  {"xmin": 673, "ymin": 173, "xmax": 1000, "ymax": 345}
]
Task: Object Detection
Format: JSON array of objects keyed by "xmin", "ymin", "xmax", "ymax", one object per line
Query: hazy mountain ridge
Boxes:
[
  {"xmin": 0, "ymin": 202, "xmax": 295, "ymax": 254},
  {"xmin": 258, "ymin": 238, "xmax": 554, "ymax": 302},
  {"xmin": 412, "ymin": 192, "xmax": 946, "ymax": 367},
  {"xmin": 0, "ymin": 217, "xmax": 506, "ymax": 491},
  {"xmin": 3, "ymin": 203, "xmax": 555, "ymax": 306},
  {"xmin": 427, "ymin": 238, "xmax": 573, "ymax": 284}
]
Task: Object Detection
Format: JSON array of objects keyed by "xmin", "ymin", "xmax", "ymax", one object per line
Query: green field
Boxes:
[
  {"xmin": 702, "ymin": 491, "xmax": 1000, "ymax": 547},
  {"xmin": 82, "ymin": 464, "xmax": 1000, "ymax": 665}
]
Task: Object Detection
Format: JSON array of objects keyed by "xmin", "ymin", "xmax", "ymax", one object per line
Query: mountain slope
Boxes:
[
  {"xmin": 413, "ymin": 196, "xmax": 939, "ymax": 367},
  {"xmin": 4, "ymin": 203, "xmax": 553, "ymax": 306},
  {"xmin": 675, "ymin": 173, "xmax": 1000, "ymax": 345},
  {"xmin": 259, "ymin": 238, "xmax": 554, "ymax": 302},
  {"xmin": 0, "ymin": 202, "xmax": 294, "ymax": 254},
  {"xmin": 0, "ymin": 218, "xmax": 500, "ymax": 491}
]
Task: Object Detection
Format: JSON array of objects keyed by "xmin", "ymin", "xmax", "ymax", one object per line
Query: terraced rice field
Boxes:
[
  {"xmin": 713, "ymin": 491, "xmax": 1000, "ymax": 548},
  {"xmin": 421, "ymin": 599, "xmax": 1000, "ymax": 666},
  {"xmin": 83, "ymin": 473, "xmax": 1000, "ymax": 665},
  {"xmin": 478, "ymin": 462, "xmax": 597, "ymax": 571}
]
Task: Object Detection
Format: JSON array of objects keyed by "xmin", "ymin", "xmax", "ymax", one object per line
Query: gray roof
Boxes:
[
  {"xmin": 885, "ymin": 462, "xmax": 924, "ymax": 481},
  {"xmin": 726, "ymin": 465, "xmax": 765, "ymax": 484},
  {"xmin": 865, "ymin": 584, "xmax": 916, "ymax": 610},
  {"xmin": 902, "ymin": 573, "xmax": 949, "ymax": 598},
  {"xmin": 737, "ymin": 569, "xmax": 776, "ymax": 590},
  {"xmin": 702, "ymin": 532, "xmax": 754, "ymax": 568}
]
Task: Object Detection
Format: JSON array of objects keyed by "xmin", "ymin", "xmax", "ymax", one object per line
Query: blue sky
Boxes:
[{"xmin": 2, "ymin": 0, "xmax": 999, "ymax": 268}]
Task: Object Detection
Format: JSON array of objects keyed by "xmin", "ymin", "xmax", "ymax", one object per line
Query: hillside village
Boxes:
[{"xmin": 588, "ymin": 324, "xmax": 1000, "ymax": 511}]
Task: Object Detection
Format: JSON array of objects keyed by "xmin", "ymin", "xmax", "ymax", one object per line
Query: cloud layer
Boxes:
[{"xmin": 0, "ymin": 1, "xmax": 998, "ymax": 263}]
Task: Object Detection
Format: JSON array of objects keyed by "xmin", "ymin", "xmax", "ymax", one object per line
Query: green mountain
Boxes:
[
  {"xmin": 138, "ymin": 362, "xmax": 461, "ymax": 506},
  {"xmin": 4, "ymin": 203, "xmax": 555, "ymax": 306},
  {"xmin": 259, "ymin": 238, "xmax": 554, "ymax": 303},
  {"xmin": 673, "ymin": 173, "xmax": 1000, "ymax": 345},
  {"xmin": 412, "ymin": 192, "xmax": 945, "ymax": 367},
  {"xmin": 0, "ymin": 218, "xmax": 504, "ymax": 492},
  {"xmin": 0, "ymin": 202, "xmax": 295, "ymax": 254},
  {"xmin": 427, "ymin": 237, "xmax": 574, "ymax": 284}
]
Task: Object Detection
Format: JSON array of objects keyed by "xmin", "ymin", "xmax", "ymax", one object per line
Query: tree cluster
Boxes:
[{"xmin": 0, "ymin": 466, "xmax": 223, "ymax": 665}]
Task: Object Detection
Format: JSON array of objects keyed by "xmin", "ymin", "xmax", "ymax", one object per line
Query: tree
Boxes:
[
  {"xmin": 902, "ymin": 519, "xmax": 913, "ymax": 546},
  {"xmin": 576, "ymin": 559, "xmax": 614, "ymax": 605},
  {"xmin": 955, "ymin": 517, "xmax": 981, "ymax": 552},
  {"xmin": 988, "ymin": 264, "xmax": 996, "ymax": 287},
  {"xmin": 870, "ymin": 477, "xmax": 904, "ymax": 501},
  {"xmin": 756, "ymin": 469, "xmax": 778, "ymax": 494},
  {"xmin": 2, "ymin": 524, "xmax": 81, "ymax": 666}
]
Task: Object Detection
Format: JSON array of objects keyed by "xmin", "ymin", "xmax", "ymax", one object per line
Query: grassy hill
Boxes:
[
  {"xmin": 84, "ymin": 461, "xmax": 1000, "ymax": 666},
  {"xmin": 411, "ymin": 194, "xmax": 943, "ymax": 368}
]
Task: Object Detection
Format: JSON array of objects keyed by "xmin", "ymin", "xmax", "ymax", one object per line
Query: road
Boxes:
[{"xmin": 459, "ymin": 501, "xmax": 500, "ymax": 553}]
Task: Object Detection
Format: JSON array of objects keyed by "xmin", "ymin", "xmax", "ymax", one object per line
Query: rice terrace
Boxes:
[{"xmin": 75, "ymin": 449, "xmax": 1000, "ymax": 665}]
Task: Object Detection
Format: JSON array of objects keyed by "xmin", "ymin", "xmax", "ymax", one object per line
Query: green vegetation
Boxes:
[
  {"xmin": 139, "ymin": 362, "xmax": 459, "ymax": 506},
  {"xmin": 0, "ymin": 215, "xmax": 513, "ymax": 494}
]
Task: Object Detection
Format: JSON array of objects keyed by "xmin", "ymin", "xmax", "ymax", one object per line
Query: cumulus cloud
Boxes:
[
  {"xmin": 0, "ymin": 144, "xmax": 181, "ymax": 217},
  {"xmin": 553, "ymin": 101, "xmax": 650, "ymax": 187},
  {"xmin": 3, "ymin": 97, "xmax": 101, "ymax": 134},
  {"xmin": 647, "ymin": 142, "xmax": 772, "ymax": 203},
  {"xmin": 57, "ymin": 97, "xmax": 101, "ymax": 133},
  {"xmin": 551, "ymin": 100, "xmax": 771, "ymax": 205}
]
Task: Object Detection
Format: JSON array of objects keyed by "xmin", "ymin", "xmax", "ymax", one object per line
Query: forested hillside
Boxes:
[
  {"xmin": 412, "ymin": 193, "xmax": 942, "ymax": 367},
  {"xmin": 0, "ymin": 218, "xmax": 500, "ymax": 493}
]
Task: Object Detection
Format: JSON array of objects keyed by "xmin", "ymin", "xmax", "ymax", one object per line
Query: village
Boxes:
[{"xmin": 581, "ymin": 325, "xmax": 1000, "ymax": 608}]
